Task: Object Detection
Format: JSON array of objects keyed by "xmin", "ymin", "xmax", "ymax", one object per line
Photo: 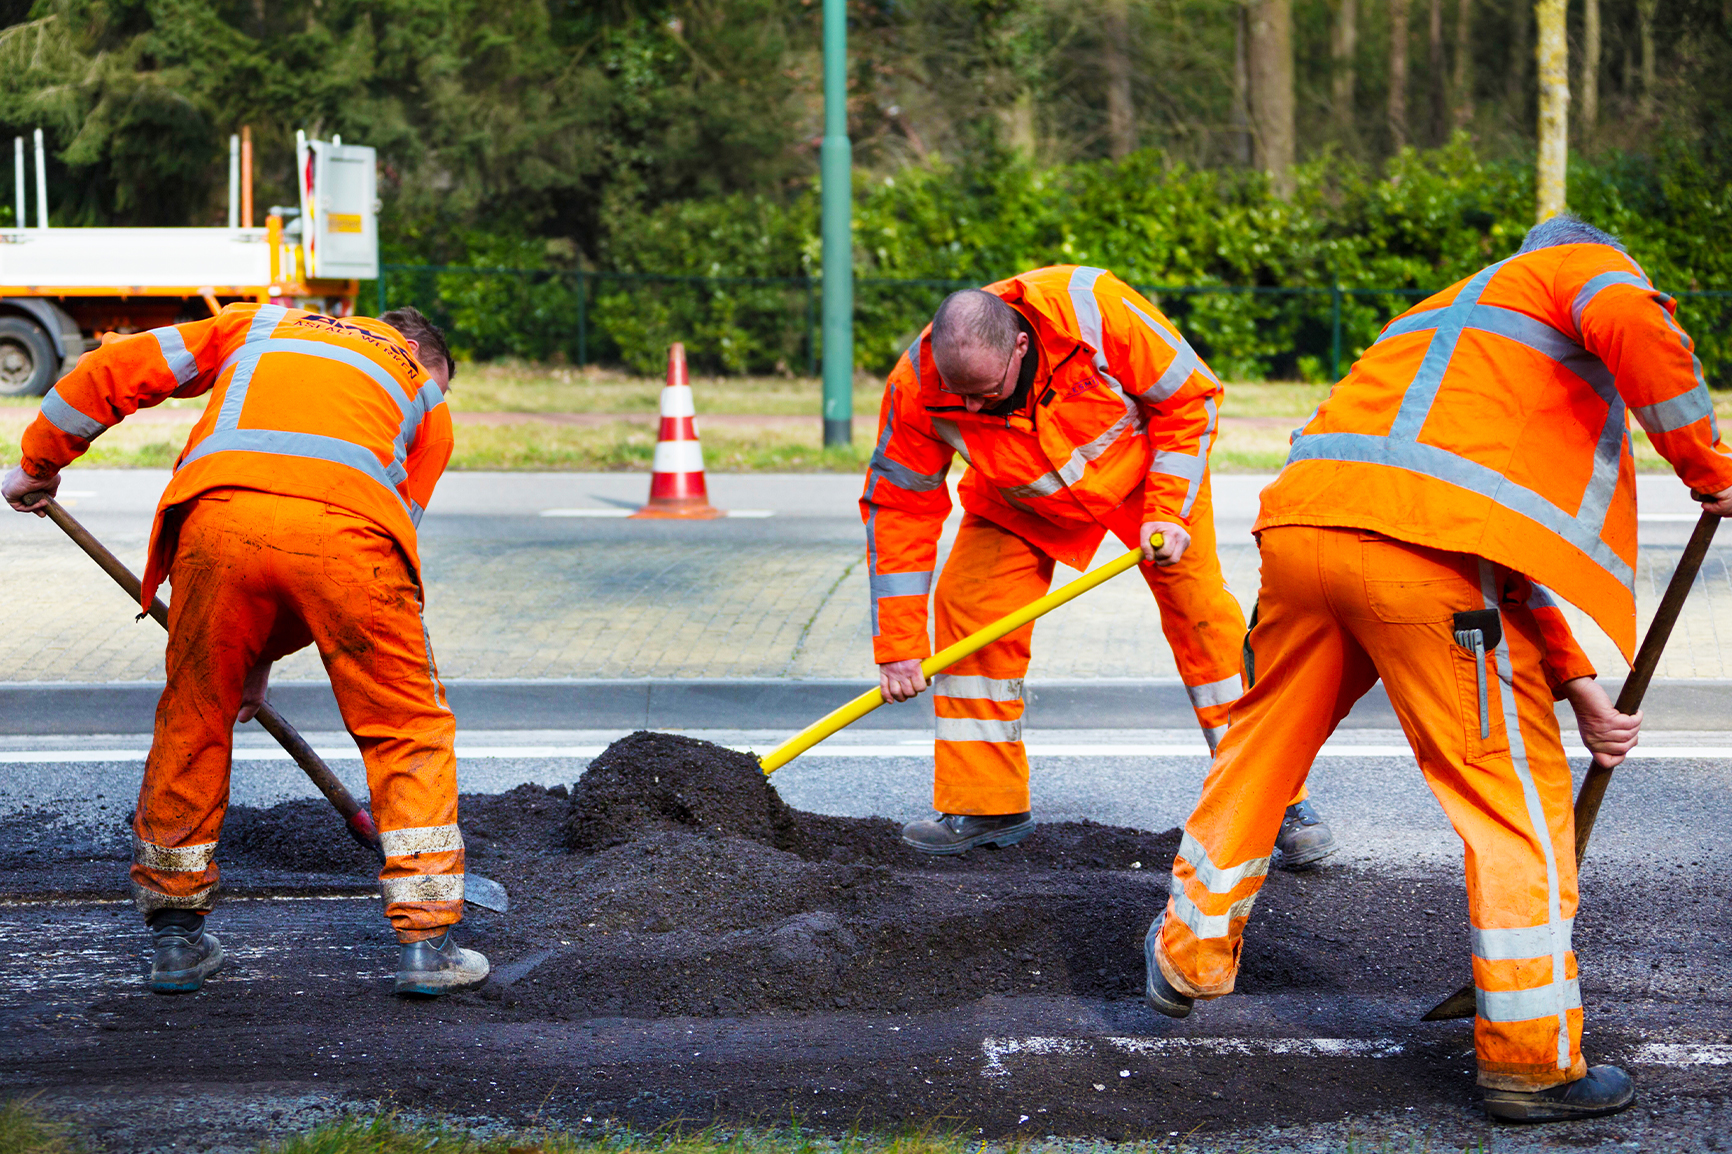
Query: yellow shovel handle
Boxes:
[{"xmin": 759, "ymin": 542, "xmax": 1152, "ymax": 774}]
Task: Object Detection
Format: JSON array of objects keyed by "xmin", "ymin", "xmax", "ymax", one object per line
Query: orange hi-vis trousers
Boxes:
[
  {"xmin": 130, "ymin": 489, "xmax": 464, "ymax": 943},
  {"xmin": 930, "ymin": 476, "xmax": 1250, "ymax": 815},
  {"xmin": 1151, "ymin": 525, "xmax": 1586, "ymax": 1091}
]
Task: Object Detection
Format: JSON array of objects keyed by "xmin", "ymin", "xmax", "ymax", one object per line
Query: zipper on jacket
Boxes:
[{"xmin": 1451, "ymin": 609, "xmax": 1503, "ymax": 739}]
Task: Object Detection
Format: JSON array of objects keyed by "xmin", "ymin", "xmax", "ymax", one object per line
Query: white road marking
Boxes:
[
  {"xmin": 6, "ymin": 742, "xmax": 1732, "ymax": 764},
  {"xmin": 1638, "ymin": 513, "xmax": 1708, "ymax": 522},
  {"xmin": 982, "ymin": 1036, "xmax": 1732, "ymax": 1078},
  {"xmin": 539, "ymin": 508, "xmax": 774, "ymax": 518}
]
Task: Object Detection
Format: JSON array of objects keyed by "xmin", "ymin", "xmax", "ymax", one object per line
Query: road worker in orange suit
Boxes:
[
  {"xmin": 1, "ymin": 304, "xmax": 488, "ymax": 999},
  {"xmin": 1143, "ymin": 215, "xmax": 1732, "ymax": 1122},
  {"xmin": 864, "ymin": 265, "xmax": 1336, "ymax": 863}
]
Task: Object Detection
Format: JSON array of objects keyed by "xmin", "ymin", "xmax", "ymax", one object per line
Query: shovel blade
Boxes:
[
  {"xmin": 463, "ymin": 873, "xmax": 510, "ymax": 913},
  {"xmin": 1422, "ymin": 984, "xmax": 1477, "ymax": 1021}
]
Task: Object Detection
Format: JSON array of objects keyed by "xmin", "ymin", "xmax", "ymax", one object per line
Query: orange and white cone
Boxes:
[{"xmin": 631, "ymin": 343, "xmax": 722, "ymax": 520}]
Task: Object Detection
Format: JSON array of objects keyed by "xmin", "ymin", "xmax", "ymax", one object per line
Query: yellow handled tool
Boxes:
[{"xmin": 759, "ymin": 541, "xmax": 1155, "ymax": 774}]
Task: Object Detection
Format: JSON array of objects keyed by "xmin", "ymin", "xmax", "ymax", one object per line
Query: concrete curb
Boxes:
[{"xmin": 1, "ymin": 676, "xmax": 1725, "ymax": 736}]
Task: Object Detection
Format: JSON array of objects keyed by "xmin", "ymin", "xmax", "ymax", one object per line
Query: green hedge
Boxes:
[{"xmin": 380, "ymin": 136, "xmax": 1732, "ymax": 382}]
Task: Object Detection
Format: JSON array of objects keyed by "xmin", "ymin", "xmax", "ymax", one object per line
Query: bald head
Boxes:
[{"xmin": 931, "ymin": 290, "xmax": 1021, "ymax": 385}]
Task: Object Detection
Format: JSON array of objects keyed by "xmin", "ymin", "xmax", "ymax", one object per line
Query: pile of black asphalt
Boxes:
[{"xmin": 2, "ymin": 730, "xmax": 1714, "ymax": 1150}]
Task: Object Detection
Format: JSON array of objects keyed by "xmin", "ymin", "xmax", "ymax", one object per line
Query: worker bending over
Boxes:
[
  {"xmin": 2, "ymin": 305, "xmax": 488, "ymax": 998},
  {"xmin": 864, "ymin": 265, "xmax": 1335, "ymax": 863},
  {"xmin": 1144, "ymin": 216, "xmax": 1732, "ymax": 1122}
]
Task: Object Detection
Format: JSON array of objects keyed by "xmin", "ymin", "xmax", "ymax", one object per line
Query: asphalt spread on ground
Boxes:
[{"xmin": 3, "ymin": 731, "xmax": 1726, "ymax": 1151}]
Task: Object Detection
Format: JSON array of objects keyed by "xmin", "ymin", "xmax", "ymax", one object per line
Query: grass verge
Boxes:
[
  {"xmin": 265, "ymin": 1117, "xmax": 978, "ymax": 1154},
  {"xmin": 0, "ymin": 1099, "xmax": 82, "ymax": 1154}
]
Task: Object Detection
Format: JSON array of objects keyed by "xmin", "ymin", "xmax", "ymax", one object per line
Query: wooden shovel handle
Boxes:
[
  {"xmin": 1572, "ymin": 507, "xmax": 1720, "ymax": 862},
  {"xmin": 41, "ymin": 497, "xmax": 383, "ymax": 858}
]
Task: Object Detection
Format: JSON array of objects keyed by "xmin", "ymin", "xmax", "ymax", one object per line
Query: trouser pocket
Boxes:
[{"xmin": 1452, "ymin": 608, "xmax": 1505, "ymax": 748}]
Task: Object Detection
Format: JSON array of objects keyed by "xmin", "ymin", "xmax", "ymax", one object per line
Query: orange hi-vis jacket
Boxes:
[
  {"xmin": 863, "ymin": 266, "xmax": 1223, "ymax": 662},
  {"xmin": 1259, "ymin": 242, "xmax": 1732, "ymax": 660},
  {"xmin": 20, "ymin": 303, "xmax": 453, "ymax": 609}
]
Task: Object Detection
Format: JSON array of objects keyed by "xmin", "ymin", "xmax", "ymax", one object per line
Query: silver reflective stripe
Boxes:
[
  {"xmin": 1002, "ymin": 471, "xmax": 1065, "ymax": 499},
  {"xmin": 1177, "ymin": 831, "xmax": 1269, "ymax": 894},
  {"xmin": 1010, "ymin": 403, "xmax": 1141, "ymax": 500},
  {"xmin": 1167, "ymin": 873, "xmax": 1258, "ymax": 939},
  {"xmin": 933, "ymin": 674, "xmax": 1024, "ymax": 702},
  {"xmin": 906, "ymin": 333, "xmax": 924, "ymax": 389},
  {"xmin": 181, "ymin": 428, "xmax": 400, "ymax": 496},
  {"xmin": 871, "ymin": 455, "xmax": 947, "ymax": 492},
  {"xmin": 1066, "ymin": 267, "xmax": 1145, "ymax": 409},
  {"xmin": 1203, "ymin": 724, "xmax": 1228, "ymax": 753},
  {"xmin": 1185, "ymin": 674, "xmax": 1241, "ymax": 710},
  {"xmin": 1570, "ymin": 270, "xmax": 1652, "ymax": 337},
  {"xmin": 1150, "ymin": 396, "xmax": 1217, "ymax": 518},
  {"xmin": 212, "ymin": 304, "xmax": 288, "ymax": 429},
  {"xmin": 248, "ymin": 302, "xmax": 288, "ymax": 341},
  {"xmin": 39, "ymin": 388, "xmax": 108, "ymax": 440},
  {"xmin": 151, "ymin": 325, "xmax": 200, "ymax": 386},
  {"xmin": 1632, "ymin": 386, "xmax": 1714, "ymax": 435},
  {"xmin": 1577, "ymin": 391, "xmax": 1631, "ymax": 537},
  {"xmin": 1388, "ymin": 260, "xmax": 1510, "ymax": 441},
  {"xmin": 1480, "ymin": 559, "xmax": 1574, "ymax": 1070},
  {"xmin": 935, "ymin": 716, "xmax": 1023, "ymax": 744},
  {"xmin": 930, "ymin": 418, "xmax": 974, "ymax": 466},
  {"xmin": 1373, "ymin": 307, "xmax": 1447, "ymax": 345},
  {"xmin": 870, "ymin": 571, "xmax": 932, "ymax": 600},
  {"xmin": 132, "ymin": 834, "xmax": 217, "ymax": 873},
  {"xmin": 1473, "ymin": 917, "xmax": 1575, "ymax": 961},
  {"xmin": 1477, "ymin": 979, "xmax": 1582, "ymax": 1024},
  {"xmin": 379, "ymin": 823, "xmax": 464, "ymax": 857},
  {"xmin": 1287, "ymin": 433, "xmax": 1635, "ymax": 590},
  {"xmin": 381, "ymin": 873, "xmax": 465, "ymax": 904},
  {"xmin": 409, "ymin": 499, "xmax": 425, "ymax": 527},
  {"xmin": 132, "ymin": 880, "xmax": 216, "ymax": 913},
  {"xmin": 1123, "ymin": 299, "xmax": 1219, "ymax": 397},
  {"xmin": 391, "ymin": 380, "xmax": 446, "ymax": 480}
]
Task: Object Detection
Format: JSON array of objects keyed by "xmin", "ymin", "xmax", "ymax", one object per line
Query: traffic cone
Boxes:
[{"xmin": 631, "ymin": 343, "xmax": 722, "ymax": 519}]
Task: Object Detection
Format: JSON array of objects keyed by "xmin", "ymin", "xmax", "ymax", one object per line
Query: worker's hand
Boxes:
[
  {"xmin": 1562, "ymin": 676, "xmax": 1642, "ymax": 770},
  {"xmin": 1140, "ymin": 521, "xmax": 1190, "ymax": 566},
  {"xmin": 238, "ymin": 658, "xmax": 273, "ymax": 724},
  {"xmin": 879, "ymin": 659, "xmax": 928, "ymax": 704},
  {"xmin": 1699, "ymin": 486, "xmax": 1732, "ymax": 518},
  {"xmin": 2, "ymin": 465, "xmax": 59, "ymax": 516}
]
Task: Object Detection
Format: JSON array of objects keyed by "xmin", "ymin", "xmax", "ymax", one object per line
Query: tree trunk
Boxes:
[
  {"xmin": 1002, "ymin": 91, "xmax": 1034, "ymax": 158},
  {"xmin": 1104, "ymin": 0, "xmax": 1137, "ymax": 157},
  {"xmin": 1233, "ymin": 4, "xmax": 1253, "ymax": 164},
  {"xmin": 1249, "ymin": 0, "xmax": 1296, "ymax": 196},
  {"xmin": 1388, "ymin": 0, "xmax": 1410, "ymax": 149},
  {"xmin": 1637, "ymin": 0, "xmax": 1658, "ymax": 118},
  {"xmin": 1535, "ymin": 0, "xmax": 1568, "ymax": 220},
  {"xmin": 1452, "ymin": 0, "xmax": 1474, "ymax": 128},
  {"xmin": 1507, "ymin": 0, "xmax": 1530, "ymax": 116},
  {"xmin": 1579, "ymin": 0, "xmax": 1598, "ymax": 138},
  {"xmin": 1428, "ymin": 0, "xmax": 1447, "ymax": 141},
  {"xmin": 1332, "ymin": 0, "xmax": 1359, "ymax": 136}
]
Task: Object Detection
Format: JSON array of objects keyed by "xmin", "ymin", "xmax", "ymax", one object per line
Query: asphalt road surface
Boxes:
[{"xmin": 3, "ymin": 728, "xmax": 1731, "ymax": 1152}]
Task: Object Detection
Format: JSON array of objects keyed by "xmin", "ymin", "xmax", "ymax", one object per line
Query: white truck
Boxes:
[{"xmin": 0, "ymin": 129, "xmax": 379, "ymax": 396}]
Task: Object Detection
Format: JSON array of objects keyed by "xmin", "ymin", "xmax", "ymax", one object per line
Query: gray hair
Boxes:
[
  {"xmin": 931, "ymin": 289, "xmax": 1020, "ymax": 380},
  {"xmin": 1518, "ymin": 213, "xmax": 1626, "ymax": 255}
]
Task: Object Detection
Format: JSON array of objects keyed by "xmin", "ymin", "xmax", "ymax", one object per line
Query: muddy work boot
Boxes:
[
  {"xmin": 1272, "ymin": 799, "xmax": 1338, "ymax": 871},
  {"xmin": 1142, "ymin": 922, "xmax": 1194, "ymax": 1019},
  {"xmin": 901, "ymin": 812, "xmax": 1034, "ymax": 855},
  {"xmin": 394, "ymin": 930, "xmax": 490, "ymax": 997},
  {"xmin": 147, "ymin": 910, "xmax": 225, "ymax": 995},
  {"xmin": 1482, "ymin": 1065, "xmax": 1636, "ymax": 1123}
]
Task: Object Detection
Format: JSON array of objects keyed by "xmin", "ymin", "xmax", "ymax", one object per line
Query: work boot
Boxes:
[
  {"xmin": 901, "ymin": 812, "xmax": 1034, "ymax": 855},
  {"xmin": 147, "ymin": 910, "xmax": 225, "ymax": 995},
  {"xmin": 1272, "ymin": 799, "xmax": 1338, "ymax": 871},
  {"xmin": 394, "ymin": 930, "xmax": 490, "ymax": 997},
  {"xmin": 1482, "ymin": 1065, "xmax": 1636, "ymax": 1123},
  {"xmin": 1142, "ymin": 922, "xmax": 1194, "ymax": 1019}
]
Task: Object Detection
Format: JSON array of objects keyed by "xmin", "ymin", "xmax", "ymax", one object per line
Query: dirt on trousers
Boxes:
[{"xmin": 3, "ymin": 730, "xmax": 1713, "ymax": 1146}]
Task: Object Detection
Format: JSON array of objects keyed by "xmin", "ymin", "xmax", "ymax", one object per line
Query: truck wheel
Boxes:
[{"xmin": 0, "ymin": 316, "xmax": 57, "ymax": 397}]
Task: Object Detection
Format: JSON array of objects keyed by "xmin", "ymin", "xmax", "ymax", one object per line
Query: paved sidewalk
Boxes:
[{"xmin": 2, "ymin": 470, "xmax": 1728, "ymax": 685}]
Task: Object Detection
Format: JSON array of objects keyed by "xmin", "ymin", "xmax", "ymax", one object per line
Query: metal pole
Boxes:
[
  {"xmin": 12, "ymin": 138, "xmax": 22, "ymax": 230},
  {"xmin": 32, "ymin": 128, "xmax": 48, "ymax": 229},
  {"xmin": 819, "ymin": 0, "xmax": 853, "ymax": 446},
  {"xmin": 227, "ymin": 134, "xmax": 240, "ymax": 229},
  {"xmin": 1329, "ymin": 283, "xmax": 1342, "ymax": 381}
]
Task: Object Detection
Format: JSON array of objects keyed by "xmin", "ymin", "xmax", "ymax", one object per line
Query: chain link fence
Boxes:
[{"xmin": 373, "ymin": 265, "xmax": 1732, "ymax": 386}]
